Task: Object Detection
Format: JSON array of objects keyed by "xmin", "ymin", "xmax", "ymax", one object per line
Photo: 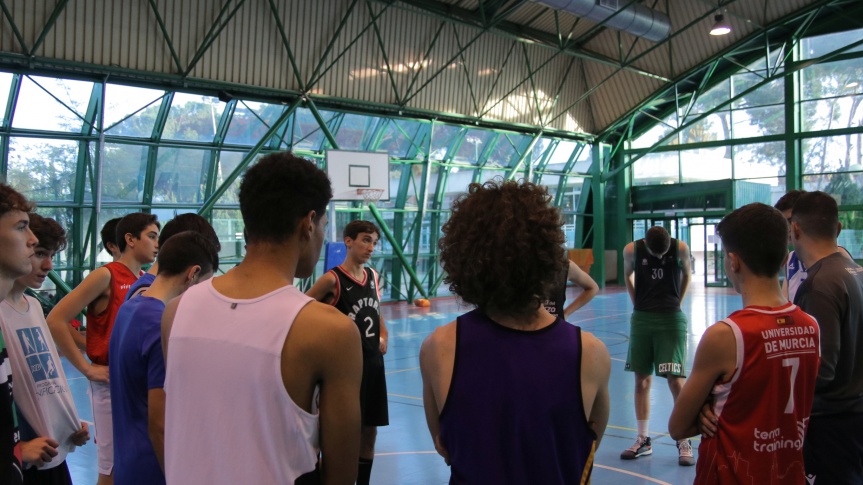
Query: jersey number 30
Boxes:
[{"xmin": 651, "ymin": 268, "xmax": 664, "ymax": 280}]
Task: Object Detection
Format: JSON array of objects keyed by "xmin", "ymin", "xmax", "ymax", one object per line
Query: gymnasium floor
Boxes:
[{"xmin": 63, "ymin": 282, "xmax": 741, "ymax": 484}]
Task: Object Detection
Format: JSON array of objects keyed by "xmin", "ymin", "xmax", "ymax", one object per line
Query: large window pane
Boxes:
[
  {"xmin": 680, "ymin": 113, "xmax": 729, "ymax": 144},
  {"xmin": 429, "ymin": 124, "xmax": 462, "ymax": 161},
  {"xmin": 631, "ymin": 116, "xmax": 678, "ymax": 149},
  {"xmin": 334, "ymin": 114, "xmax": 380, "ymax": 150},
  {"xmin": 454, "ymin": 129, "xmax": 495, "ymax": 165},
  {"xmin": 803, "ymin": 172, "xmax": 863, "ymax": 205},
  {"xmin": 162, "ymin": 93, "xmax": 226, "ymax": 142},
  {"xmin": 839, "ymin": 211, "xmax": 863, "ymax": 261},
  {"xmin": 800, "ymin": 58, "xmax": 863, "ymax": 102},
  {"xmin": 733, "ymin": 142, "xmax": 785, "ymax": 179},
  {"xmin": 732, "ymin": 71, "xmax": 782, "ymax": 108},
  {"xmin": 801, "ymin": 28, "xmax": 863, "ymax": 60},
  {"xmin": 681, "ymin": 147, "xmax": 731, "ymax": 182},
  {"xmin": 153, "ymin": 148, "xmax": 209, "ymax": 204},
  {"xmin": 633, "ymin": 152, "xmax": 678, "ymax": 185},
  {"xmin": 211, "ymin": 209, "xmax": 245, "ymax": 262},
  {"xmin": 378, "ymin": 120, "xmax": 423, "ymax": 159},
  {"xmin": 13, "ymin": 75, "xmax": 94, "ymax": 132},
  {"xmin": 800, "ymin": 96, "xmax": 863, "ymax": 132},
  {"xmin": 224, "ymin": 101, "xmax": 285, "ymax": 146},
  {"xmin": 7, "ymin": 138, "xmax": 78, "ymax": 201},
  {"xmin": 102, "ymin": 144, "xmax": 147, "ymax": 202},
  {"xmin": 802, "ymin": 135, "xmax": 863, "ymax": 174},
  {"xmin": 733, "ymin": 105, "xmax": 784, "ymax": 137},
  {"xmin": 104, "ymin": 84, "xmax": 165, "ymax": 137},
  {"xmin": 292, "ymin": 108, "xmax": 328, "ymax": 151}
]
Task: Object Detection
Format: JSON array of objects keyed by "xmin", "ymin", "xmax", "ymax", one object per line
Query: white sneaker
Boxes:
[{"xmin": 677, "ymin": 439, "xmax": 695, "ymax": 466}]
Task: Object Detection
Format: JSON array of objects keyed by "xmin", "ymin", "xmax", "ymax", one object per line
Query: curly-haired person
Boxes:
[{"xmin": 420, "ymin": 179, "xmax": 610, "ymax": 485}]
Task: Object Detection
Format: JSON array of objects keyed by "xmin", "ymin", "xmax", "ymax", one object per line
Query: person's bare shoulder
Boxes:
[
  {"xmin": 293, "ymin": 301, "xmax": 360, "ymax": 355},
  {"xmin": 623, "ymin": 242, "xmax": 635, "ymax": 256},
  {"xmin": 581, "ymin": 330, "xmax": 611, "ymax": 378},
  {"xmin": 421, "ymin": 321, "xmax": 457, "ymax": 357}
]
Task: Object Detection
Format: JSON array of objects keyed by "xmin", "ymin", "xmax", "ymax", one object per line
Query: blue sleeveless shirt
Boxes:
[{"xmin": 438, "ymin": 309, "xmax": 596, "ymax": 484}]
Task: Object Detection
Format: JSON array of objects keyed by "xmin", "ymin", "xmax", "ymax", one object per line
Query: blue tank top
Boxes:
[{"xmin": 439, "ymin": 309, "xmax": 596, "ymax": 485}]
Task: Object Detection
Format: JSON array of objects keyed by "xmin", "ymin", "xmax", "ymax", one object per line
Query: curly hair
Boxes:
[
  {"xmin": 29, "ymin": 213, "xmax": 67, "ymax": 252},
  {"xmin": 439, "ymin": 179, "xmax": 567, "ymax": 320},
  {"xmin": 0, "ymin": 183, "xmax": 34, "ymax": 218}
]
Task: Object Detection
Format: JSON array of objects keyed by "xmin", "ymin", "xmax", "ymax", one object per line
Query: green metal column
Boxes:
[
  {"xmin": 785, "ymin": 42, "xmax": 801, "ymax": 192},
  {"xmin": 613, "ymin": 149, "xmax": 629, "ymax": 285},
  {"xmin": 591, "ymin": 143, "xmax": 609, "ymax": 288}
]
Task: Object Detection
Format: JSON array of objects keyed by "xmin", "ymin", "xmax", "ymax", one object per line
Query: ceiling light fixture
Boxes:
[{"xmin": 709, "ymin": 14, "xmax": 731, "ymax": 36}]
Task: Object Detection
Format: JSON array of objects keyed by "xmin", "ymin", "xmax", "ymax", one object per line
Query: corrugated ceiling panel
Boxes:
[
  {"xmin": 314, "ymin": 2, "xmax": 394, "ymax": 106},
  {"xmin": 592, "ymin": 69, "xmax": 664, "ymax": 129},
  {"xmin": 0, "ymin": 1, "xmax": 52, "ymax": 55},
  {"xmin": 188, "ymin": 2, "xmax": 287, "ymax": 88}
]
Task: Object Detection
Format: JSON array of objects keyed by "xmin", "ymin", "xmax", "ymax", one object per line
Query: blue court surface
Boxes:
[{"xmin": 63, "ymin": 283, "xmax": 741, "ymax": 484}]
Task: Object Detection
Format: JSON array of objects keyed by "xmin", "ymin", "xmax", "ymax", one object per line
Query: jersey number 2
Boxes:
[
  {"xmin": 364, "ymin": 316, "xmax": 375, "ymax": 338},
  {"xmin": 782, "ymin": 357, "xmax": 800, "ymax": 414}
]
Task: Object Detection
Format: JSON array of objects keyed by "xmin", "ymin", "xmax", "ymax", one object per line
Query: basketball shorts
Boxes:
[
  {"xmin": 625, "ymin": 311, "xmax": 688, "ymax": 378},
  {"xmin": 88, "ymin": 380, "xmax": 114, "ymax": 475},
  {"xmin": 360, "ymin": 353, "xmax": 389, "ymax": 427}
]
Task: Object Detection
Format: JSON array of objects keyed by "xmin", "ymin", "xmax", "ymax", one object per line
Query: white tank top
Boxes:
[
  {"xmin": 0, "ymin": 296, "xmax": 81, "ymax": 469},
  {"xmin": 164, "ymin": 280, "xmax": 320, "ymax": 484}
]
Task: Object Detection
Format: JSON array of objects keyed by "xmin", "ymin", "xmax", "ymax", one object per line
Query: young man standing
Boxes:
[
  {"xmin": 125, "ymin": 213, "xmax": 221, "ymax": 301},
  {"xmin": 110, "ymin": 231, "xmax": 219, "ymax": 485},
  {"xmin": 307, "ymin": 220, "xmax": 389, "ymax": 485},
  {"xmin": 790, "ymin": 191, "xmax": 863, "ymax": 484},
  {"xmin": 0, "ymin": 184, "xmax": 39, "ymax": 485},
  {"xmin": 669, "ymin": 203, "xmax": 820, "ymax": 483},
  {"xmin": 47, "ymin": 212, "xmax": 159, "ymax": 485},
  {"xmin": 0, "ymin": 214, "xmax": 90, "ymax": 484},
  {"xmin": 543, "ymin": 260, "xmax": 600, "ymax": 320},
  {"xmin": 621, "ymin": 226, "xmax": 693, "ymax": 465},
  {"xmin": 421, "ymin": 180, "xmax": 610, "ymax": 484},
  {"xmin": 161, "ymin": 153, "xmax": 363, "ymax": 484}
]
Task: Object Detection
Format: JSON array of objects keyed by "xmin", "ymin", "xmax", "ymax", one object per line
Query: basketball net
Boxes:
[{"xmin": 357, "ymin": 188, "xmax": 384, "ymax": 206}]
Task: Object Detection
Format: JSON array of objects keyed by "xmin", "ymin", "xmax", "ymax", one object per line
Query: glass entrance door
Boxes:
[{"xmin": 690, "ymin": 219, "xmax": 728, "ymax": 287}]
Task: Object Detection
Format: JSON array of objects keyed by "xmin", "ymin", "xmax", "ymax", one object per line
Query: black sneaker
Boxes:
[{"xmin": 620, "ymin": 435, "xmax": 652, "ymax": 460}]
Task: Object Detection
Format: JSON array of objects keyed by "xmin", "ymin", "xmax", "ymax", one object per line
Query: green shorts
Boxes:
[{"xmin": 625, "ymin": 311, "xmax": 688, "ymax": 378}]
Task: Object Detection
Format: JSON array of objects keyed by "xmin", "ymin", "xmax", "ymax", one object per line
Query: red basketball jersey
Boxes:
[
  {"xmin": 85, "ymin": 262, "xmax": 138, "ymax": 366},
  {"xmin": 695, "ymin": 303, "xmax": 820, "ymax": 485}
]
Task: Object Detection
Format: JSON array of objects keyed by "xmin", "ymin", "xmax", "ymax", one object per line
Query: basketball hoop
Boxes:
[{"xmin": 357, "ymin": 188, "xmax": 384, "ymax": 206}]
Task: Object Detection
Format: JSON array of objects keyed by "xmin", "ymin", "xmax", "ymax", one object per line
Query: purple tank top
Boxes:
[{"xmin": 439, "ymin": 309, "xmax": 596, "ymax": 485}]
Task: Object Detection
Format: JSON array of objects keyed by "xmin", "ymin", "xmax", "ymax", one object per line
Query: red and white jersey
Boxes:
[{"xmin": 695, "ymin": 303, "xmax": 820, "ymax": 485}]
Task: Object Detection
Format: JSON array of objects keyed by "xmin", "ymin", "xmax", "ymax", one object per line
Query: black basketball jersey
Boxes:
[
  {"xmin": 633, "ymin": 238, "xmax": 682, "ymax": 313},
  {"xmin": 542, "ymin": 270, "xmax": 569, "ymax": 319},
  {"xmin": 331, "ymin": 266, "xmax": 382, "ymax": 358}
]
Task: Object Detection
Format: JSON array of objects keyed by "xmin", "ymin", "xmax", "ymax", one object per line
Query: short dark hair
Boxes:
[
  {"xmin": 29, "ymin": 213, "xmax": 66, "ymax": 252},
  {"xmin": 156, "ymin": 231, "xmax": 219, "ymax": 277},
  {"xmin": 775, "ymin": 190, "xmax": 806, "ymax": 212},
  {"xmin": 717, "ymin": 203, "xmax": 787, "ymax": 277},
  {"xmin": 343, "ymin": 220, "xmax": 380, "ymax": 240},
  {"xmin": 0, "ymin": 184, "xmax": 34, "ymax": 218},
  {"xmin": 439, "ymin": 180, "xmax": 567, "ymax": 321},
  {"xmin": 645, "ymin": 226, "xmax": 671, "ymax": 255},
  {"xmin": 116, "ymin": 213, "xmax": 160, "ymax": 253},
  {"xmin": 791, "ymin": 191, "xmax": 839, "ymax": 241},
  {"xmin": 239, "ymin": 152, "xmax": 332, "ymax": 244},
  {"xmin": 159, "ymin": 213, "xmax": 221, "ymax": 253},
  {"xmin": 100, "ymin": 218, "xmax": 121, "ymax": 252}
]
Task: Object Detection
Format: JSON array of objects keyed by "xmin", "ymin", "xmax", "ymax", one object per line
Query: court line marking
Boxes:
[
  {"xmin": 386, "ymin": 367, "xmax": 419, "ymax": 375},
  {"xmin": 594, "ymin": 465, "xmax": 672, "ymax": 485},
  {"xmin": 610, "ymin": 357, "xmax": 626, "ymax": 363},
  {"xmin": 372, "ymin": 452, "xmax": 673, "ymax": 484},
  {"xmin": 571, "ymin": 311, "xmax": 632, "ymax": 324},
  {"xmin": 388, "ymin": 393, "xmax": 422, "ymax": 401}
]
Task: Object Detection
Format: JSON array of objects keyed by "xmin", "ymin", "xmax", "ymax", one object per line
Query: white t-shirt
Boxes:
[{"xmin": 0, "ymin": 296, "xmax": 81, "ymax": 469}]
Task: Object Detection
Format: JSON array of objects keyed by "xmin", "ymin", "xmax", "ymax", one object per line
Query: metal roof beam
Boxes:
[{"xmin": 377, "ymin": 0, "xmax": 671, "ymax": 82}]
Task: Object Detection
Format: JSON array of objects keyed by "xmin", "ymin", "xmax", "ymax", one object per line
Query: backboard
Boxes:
[{"xmin": 326, "ymin": 150, "xmax": 390, "ymax": 202}]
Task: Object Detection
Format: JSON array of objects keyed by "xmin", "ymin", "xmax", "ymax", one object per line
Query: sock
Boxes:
[
  {"xmin": 357, "ymin": 458, "xmax": 374, "ymax": 485},
  {"xmin": 637, "ymin": 420, "xmax": 649, "ymax": 438}
]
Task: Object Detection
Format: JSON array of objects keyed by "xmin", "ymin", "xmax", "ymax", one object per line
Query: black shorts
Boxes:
[
  {"xmin": 23, "ymin": 461, "xmax": 73, "ymax": 485},
  {"xmin": 360, "ymin": 353, "xmax": 389, "ymax": 427},
  {"xmin": 804, "ymin": 412, "xmax": 863, "ymax": 484}
]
